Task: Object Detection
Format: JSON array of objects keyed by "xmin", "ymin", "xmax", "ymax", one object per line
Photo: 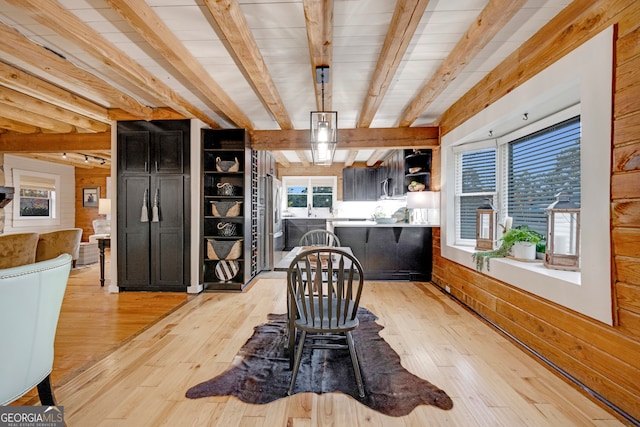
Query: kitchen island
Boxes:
[{"xmin": 331, "ymin": 221, "xmax": 434, "ymax": 281}]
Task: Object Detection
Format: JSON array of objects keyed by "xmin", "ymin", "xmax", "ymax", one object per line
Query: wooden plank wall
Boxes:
[
  {"xmin": 75, "ymin": 168, "xmax": 110, "ymax": 241},
  {"xmin": 434, "ymin": 0, "xmax": 640, "ymax": 421}
]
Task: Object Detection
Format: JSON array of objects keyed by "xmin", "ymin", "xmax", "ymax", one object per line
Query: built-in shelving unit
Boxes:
[
  {"xmin": 201, "ymin": 129, "xmax": 254, "ymax": 291},
  {"xmin": 404, "ymin": 149, "xmax": 432, "ymax": 191}
]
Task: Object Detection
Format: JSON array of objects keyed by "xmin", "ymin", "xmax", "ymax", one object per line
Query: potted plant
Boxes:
[{"xmin": 472, "ymin": 226, "xmax": 543, "ymax": 271}]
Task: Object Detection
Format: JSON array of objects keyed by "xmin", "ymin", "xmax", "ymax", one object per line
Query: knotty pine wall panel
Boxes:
[
  {"xmin": 434, "ymin": 0, "xmax": 640, "ymax": 421},
  {"xmin": 75, "ymin": 168, "xmax": 110, "ymax": 241}
]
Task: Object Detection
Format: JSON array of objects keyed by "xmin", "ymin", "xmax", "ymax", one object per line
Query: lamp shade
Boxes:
[
  {"xmin": 310, "ymin": 111, "xmax": 337, "ymax": 166},
  {"xmin": 98, "ymin": 198, "xmax": 111, "ymax": 215},
  {"xmin": 406, "ymin": 191, "xmax": 439, "ymax": 209}
]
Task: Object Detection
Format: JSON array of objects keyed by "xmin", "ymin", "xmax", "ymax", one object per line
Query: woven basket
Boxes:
[
  {"xmin": 216, "ymin": 222, "xmax": 238, "ymax": 237},
  {"xmin": 211, "ymin": 201, "xmax": 242, "ymax": 217},
  {"xmin": 216, "ymin": 157, "xmax": 240, "ymax": 172},
  {"xmin": 207, "ymin": 239, "xmax": 243, "ymax": 260},
  {"xmin": 216, "ymin": 182, "xmax": 238, "ymax": 196}
]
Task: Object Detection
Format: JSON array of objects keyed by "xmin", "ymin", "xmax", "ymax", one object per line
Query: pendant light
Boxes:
[{"xmin": 310, "ymin": 66, "xmax": 337, "ymax": 166}]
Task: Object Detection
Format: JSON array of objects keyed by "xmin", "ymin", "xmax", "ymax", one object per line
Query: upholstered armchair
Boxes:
[
  {"xmin": 36, "ymin": 228, "xmax": 83, "ymax": 267},
  {"xmin": 0, "ymin": 232, "xmax": 39, "ymax": 269},
  {"xmin": 0, "ymin": 253, "xmax": 72, "ymax": 405},
  {"xmin": 89, "ymin": 219, "xmax": 111, "ymax": 244}
]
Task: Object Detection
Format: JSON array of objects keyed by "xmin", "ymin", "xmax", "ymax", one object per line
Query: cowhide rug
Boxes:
[{"xmin": 186, "ymin": 308, "xmax": 453, "ymax": 417}]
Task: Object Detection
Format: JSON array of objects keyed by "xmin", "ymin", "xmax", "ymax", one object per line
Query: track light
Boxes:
[
  {"xmin": 523, "ymin": 112, "xmax": 529, "ymax": 121},
  {"xmin": 62, "ymin": 153, "xmax": 67, "ymax": 159},
  {"xmin": 84, "ymin": 155, "xmax": 89, "ymax": 163}
]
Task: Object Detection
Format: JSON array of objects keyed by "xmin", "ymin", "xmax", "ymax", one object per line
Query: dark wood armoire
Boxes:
[{"xmin": 116, "ymin": 120, "xmax": 190, "ymax": 291}]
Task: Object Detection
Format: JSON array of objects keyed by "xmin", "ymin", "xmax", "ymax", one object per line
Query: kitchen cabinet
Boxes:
[
  {"xmin": 284, "ymin": 219, "xmax": 327, "ymax": 250},
  {"xmin": 117, "ymin": 120, "xmax": 190, "ymax": 291},
  {"xmin": 342, "ymin": 168, "xmax": 379, "ymax": 201},
  {"xmin": 334, "ymin": 225, "xmax": 432, "ymax": 281},
  {"xmin": 201, "ymin": 129, "xmax": 256, "ymax": 291},
  {"xmin": 383, "ymin": 150, "xmax": 406, "ymax": 198}
]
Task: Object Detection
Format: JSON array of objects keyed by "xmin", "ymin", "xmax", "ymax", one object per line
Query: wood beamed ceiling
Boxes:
[{"xmin": 0, "ymin": 0, "xmax": 571, "ymax": 170}]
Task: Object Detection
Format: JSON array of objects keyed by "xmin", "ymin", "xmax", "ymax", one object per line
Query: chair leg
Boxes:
[
  {"xmin": 287, "ymin": 330, "xmax": 307, "ymax": 396},
  {"xmin": 346, "ymin": 331, "xmax": 365, "ymax": 398},
  {"xmin": 37, "ymin": 375, "xmax": 57, "ymax": 406}
]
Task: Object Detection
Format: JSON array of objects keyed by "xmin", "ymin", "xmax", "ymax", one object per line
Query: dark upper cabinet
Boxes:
[
  {"xmin": 342, "ymin": 168, "xmax": 379, "ymax": 201},
  {"xmin": 119, "ymin": 123, "xmax": 184, "ymax": 175},
  {"xmin": 118, "ymin": 131, "xmax": 149, "ymax": 174}
]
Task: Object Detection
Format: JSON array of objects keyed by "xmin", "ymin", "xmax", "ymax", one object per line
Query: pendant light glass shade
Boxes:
[{"xmin": 310, "ymin": 111, "xmax": 337, "ymax": 166}]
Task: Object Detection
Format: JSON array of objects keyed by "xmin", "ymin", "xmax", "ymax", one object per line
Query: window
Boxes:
[
  {"xmin": 456, "ymin": 147, "xmax": 496, "ymax": 242},
  {"xmin": 287, "ymin": 185, "xmax": 308, "ymax": 208},
  {"xmin": 507, "ymin": 116, "xmax": 580, "ymax": 235},
  {"xmin": 19, "ymin": 188, "xmax": 52, "ymax": 217},
  {"xmin": 12, "ymin": 169, "xmax": 59, "ymax": 223},
  {"xmin": 454, "ymin": 116, "xmax": 581, "ymax": 243},
  {"xmin": 283, "ymin": 176, "xmax": 336, "ymax": 212}
]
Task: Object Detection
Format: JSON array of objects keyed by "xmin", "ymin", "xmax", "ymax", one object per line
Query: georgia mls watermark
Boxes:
[{"xmin": 0, "ymin": 406, "xmax": 64, "ymax": 427}]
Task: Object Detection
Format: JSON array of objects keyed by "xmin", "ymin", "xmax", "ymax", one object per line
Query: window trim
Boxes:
[{"xmin": 441, "ymin": 26, "xmax": 613, "ymax": 325}]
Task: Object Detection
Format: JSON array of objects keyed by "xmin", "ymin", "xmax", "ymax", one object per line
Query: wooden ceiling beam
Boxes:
[
  {"xmin": 0, "ymin": 132, "xmax": 110, "ymax": 152},
  {"xmin": 203, "ymin": 0, "xmax": 292, "ymax": 130},
  {"xmin": 304, "ymin": 0, "xmax": 334, "ymax": 111},
  {"xmin": 358, "ymin": 0, "xmax": 430, "ymax": 128},
  {"xmin": 251, "ymin": 126, "xmax": 439, "ymax": 150},
  {"xmin": 344, "ymin": 150, "xmax": 358, "ymax": 167},
  {"xmin": 0, "ymin": 103, "xmax": 75, "ymax": 133},
  {"xmin": 104, "ymin": 0, "xmax": 252, "ymax": 129},
  {"xmin": 15, "ymin": 153, "xmax": 108, "ymax": 170},
  {"xmin": 270, "ymin": 151, "xmax": 291, "ymax": 168},
  {"xmin": 108, "ymin": 108, "xmax": 186, "ymax": 121},
  {"xmin": 0, "ymin": 61, "xmax": 109, "ymax": 123},
  {"xmin": 8, "ymin": 0, "xmax": 220, "ymax": 130},
  {"xmin": 0, "ymin": 86, "xmax": 109, "ymax": 133},
  {"xmin": 366, "ymin": 149, "xmax": 389, "ymax": 166},
  {"xmin": 0, "ymin": 22, "xmax": 153, "ymax": 120},
  {"xmin": 399, "ymin": 0, "xmax": 527, "ymax": 127},
  {"xmin": 0, "ymin": 117, "xmax": 39, "ymax": 134},
  {"xmin": 295, "ymin": 151, "xmax": 311, "ymax": 166}
]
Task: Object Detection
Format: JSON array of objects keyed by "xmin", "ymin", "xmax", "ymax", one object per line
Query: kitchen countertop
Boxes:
[{"xmin": 330, "ymin": 220, "xmax": 439, "ymax": 228}]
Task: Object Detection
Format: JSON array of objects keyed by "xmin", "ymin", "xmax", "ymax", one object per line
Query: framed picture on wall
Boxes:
[{"xmin": 83, "ymin": 187, "xmax": 100, "ymax": 207}]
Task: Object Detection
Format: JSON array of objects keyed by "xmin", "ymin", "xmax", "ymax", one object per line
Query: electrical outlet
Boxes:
[{"xmin": 445, "ymin": 285, "xmax": 451, "ymax": 293}]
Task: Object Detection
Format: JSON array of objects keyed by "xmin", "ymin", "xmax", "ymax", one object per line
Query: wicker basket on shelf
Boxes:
[
  {"xmin": 216, "ymin": 182, "xmax": 238, "ymax": 196},
  {"xmin": 216, "ymin": 222, "xmax": 238, "ymax": 237},
  {"xmin": 207, "ymin": 239, "xmax": 243, "ymax": 260},
  {"xmin": 211, "ymin": 201, "xmax": 242, "ymax": 217},
  {"xmin": 216, "ymin": 157, "xmax": 240, "ymax": 172}
]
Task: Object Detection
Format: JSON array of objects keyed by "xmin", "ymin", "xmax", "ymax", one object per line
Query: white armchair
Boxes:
[
  {"xmin": 0, "ymin": 254, "xmax": 72, "ymax": 406},
  {"xmin": 89, "ymin": 219, "xmax": 111, "ymax": 244}
]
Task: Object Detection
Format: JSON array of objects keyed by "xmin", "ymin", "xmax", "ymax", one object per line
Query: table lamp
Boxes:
[
  {"xmin": 98, "ymin": 198, "xmax": 111, "ymax": 219},
  {"xmin": 406, "ymin": 191, "xmax": 439, "ymax": 225}
]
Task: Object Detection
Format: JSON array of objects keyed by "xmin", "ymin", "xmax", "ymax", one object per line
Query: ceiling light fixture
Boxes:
[
  {"xmin": 62, "ymin": 153, "xmax": 67, "ymax": 159},
  {"xmin": 84, "ymin": 155, "xmax": 89, "ymax": 163},
  {"xmin": 310, "ymin": 65, "xmax": 337, "ymax": 166}
]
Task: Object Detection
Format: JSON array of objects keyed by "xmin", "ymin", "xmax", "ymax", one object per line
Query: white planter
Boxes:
[{"xmin": 512, "ymin": 241, "xmax": 536, "ymax": 260}]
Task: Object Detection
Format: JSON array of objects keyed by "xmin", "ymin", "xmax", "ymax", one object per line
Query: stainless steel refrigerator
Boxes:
[{"xmin": 258, "ymin": 174, "xmax": 283, "ymax": 271}]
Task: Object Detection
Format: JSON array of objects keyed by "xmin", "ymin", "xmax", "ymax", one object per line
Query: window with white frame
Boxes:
[
  {"xmin": 12, "ymin": 169, "xmax": 59, "ymax": 223},
  {"xmin": 284, "ymin": 176, "xmax": 335, "ymax": 211},
  {"xmin": 454, "ymin": 115, "xmax": 580, "ymax": 244}
]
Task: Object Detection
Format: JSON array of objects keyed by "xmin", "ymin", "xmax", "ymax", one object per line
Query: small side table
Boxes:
[{"xmin": 96, "ymin": 237, "xmax": 111, "ymax": 287}]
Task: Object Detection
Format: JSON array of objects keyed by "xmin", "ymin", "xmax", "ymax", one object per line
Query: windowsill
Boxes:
[{"xmin": 444, "ymin": 244, "xmax": 580, "ymax": 288}]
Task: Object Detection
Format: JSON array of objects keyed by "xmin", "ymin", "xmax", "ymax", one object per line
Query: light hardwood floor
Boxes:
[{"xmin": 17, "ymin": 253, "xmax": 628, "ymax": 426}]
